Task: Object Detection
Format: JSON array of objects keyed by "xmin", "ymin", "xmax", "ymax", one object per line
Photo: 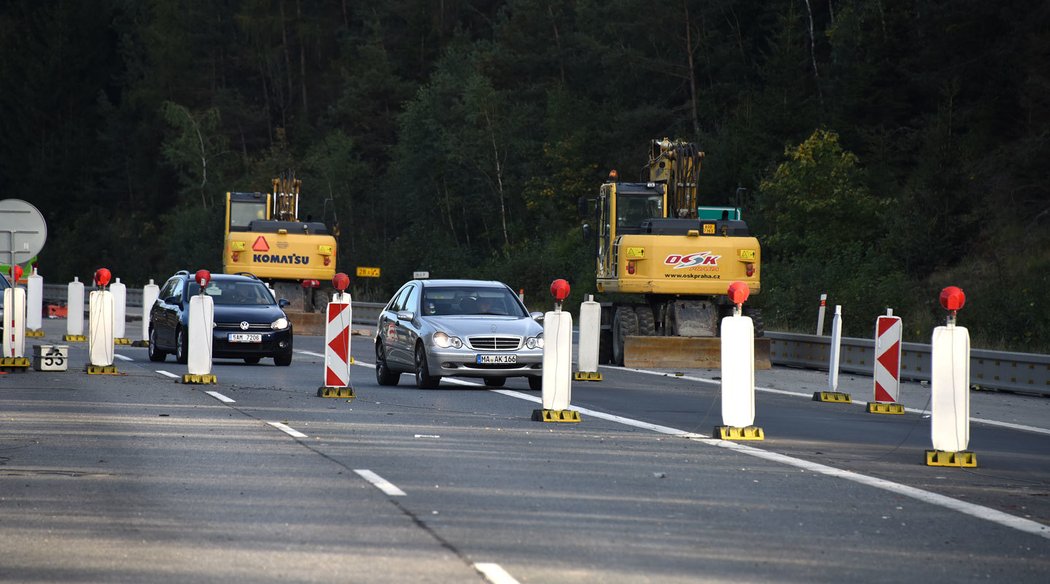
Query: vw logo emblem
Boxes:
[{"xmin": 240, "ymin": 321, "xmax": 250, "ymax": 330}]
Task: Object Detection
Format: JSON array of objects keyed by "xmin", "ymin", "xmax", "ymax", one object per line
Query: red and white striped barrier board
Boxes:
[
  {"xmin": 324, "ymin": 293, "xmax": 353, "ymax": 389},
  {"xmin": 873, "ymin": 314, "xmax": 902, "ymax": 403}
]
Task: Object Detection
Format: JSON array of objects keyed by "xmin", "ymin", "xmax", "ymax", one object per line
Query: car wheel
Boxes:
[
  {"xmin": 274, "ymin": 352, "xmax": 292, "ymax": 366},
  {"xmin": 375, "ymin": 342, "xmax": 399, "ymax": 386},
  {"xmin": 528, "ymin": 376, "xmax": 543, "ymax": 391},
  {"xmin": 147, "ymin": 327, "xmax": 166, "ymax": 362},
  {"xmin": 414, "ymin": 344, "xmax": 441, "ymax": 389},
  {"xmin": 483, "ymin": 376, "xmax": 506, "ymax": 388},
  {"xmin": 175, "ymin": 327, "xmax": 188, "ymax": 364},
  {"xmin": 244, "ymin": 356, "xmax": 261, "ymax": 365}
]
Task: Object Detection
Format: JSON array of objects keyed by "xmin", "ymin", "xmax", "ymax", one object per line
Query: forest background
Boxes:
[{"xmin": 1, "ymin": 0, "xmax": 1047, "ymax": 350}]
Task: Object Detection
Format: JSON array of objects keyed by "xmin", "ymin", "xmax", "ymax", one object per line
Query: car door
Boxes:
[
  {"xmin": 156, "ymin": 278, "xmax": 184, "ymax": 348},
  {"xmin": 395, "ymin": 283, "xmax": 422, "ymax": 361},
  {"xmin": 379, "ymin": 285, "xmax": 411, "ymax": 367}
]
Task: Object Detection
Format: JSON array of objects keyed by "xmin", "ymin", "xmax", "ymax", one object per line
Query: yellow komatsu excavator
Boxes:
[
  {"xmin": 222, "ymin": 173, "xmax": 338, "ymax": 333},
  {"xmin": 591, "ymin": 138, "xmax": 769, "ymax": 368}
]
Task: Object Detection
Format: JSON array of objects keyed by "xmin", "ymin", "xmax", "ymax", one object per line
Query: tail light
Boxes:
[
  {"xmin": 323, "ymin": 256, "xmax": 331, "ymax": 266},
  {"xmin": 302, "ymin": 279, "xmax": 320, "ymax": 288},
  {"xmin": 626, "ymin": 261, "xmax": 636, "ymax": 275},
  {"xmin": 231, "ymin": 252, "xmax": 240, "ymax": 262},
  {"xmin": 745, "ymin": 263, "xmax": 755, "ymax": 277}
]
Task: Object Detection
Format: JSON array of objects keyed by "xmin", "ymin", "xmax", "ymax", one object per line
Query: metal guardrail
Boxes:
[
  {"xmin": 40, "ymin": 285, "xmax": 1048, "ymax": 394},
  {"xmin": 768, "ymin": 331, "xmax": 1050, "ymax": 396}
]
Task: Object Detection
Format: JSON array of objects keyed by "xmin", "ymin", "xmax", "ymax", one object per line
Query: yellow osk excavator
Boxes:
[
  {"xmin": 593, "ymin": 138, "xmax": 770, "ymax": 368},
  {"xmin": 223, "ymin": 174, "xmax": 338, "ymax": 333}
]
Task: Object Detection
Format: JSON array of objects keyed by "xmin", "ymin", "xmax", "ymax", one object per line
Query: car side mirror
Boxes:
[
  {"xmin": 397, "ymin": 311, "xmax": 415, "ymax": 321},
  {"xmin": 278, "ymin": 298, "xmax": 290, "ymax": 308},
  {"xmin": 530, "ymin": 311, "xmax": 544, "ymax": 322}
]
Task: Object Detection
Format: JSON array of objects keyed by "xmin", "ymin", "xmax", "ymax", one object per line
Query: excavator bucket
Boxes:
[{"xmin": 622, "ymin": 337, "xmax": 771, "ymax": 370}]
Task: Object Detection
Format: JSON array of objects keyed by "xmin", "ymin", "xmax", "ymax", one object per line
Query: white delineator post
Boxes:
[
  {"xmin": 26, "ymin": 267, "xmax": 43, "ymax": 336},
  {"xmin": 87, "ymin": 269, "xmax": 116, "ymax": 371},
  {"xmin": 319, "ymin": 273, "xmax": 354, "ymax": 398},
  {"xmin": 65, "ymin": 276, "xmax": 86, "ymax": 341},
  {"xmin": 111, "ymin": 277, "xmax": 128, "ymax": 343},
  {"xmin": 534, "ymin": 279, "xmax": 580, "ymax": 423},
  {"xmin": 927, "ymin": 286, "xmax": 975, "ymax": 467},
  {"xmin": 573, "ymin": 294, "xmax": 602, "ymax": 381},
  {"xmin": 813, "ymin": 304, "xmax": 852, "ymax": 403},
  {"xmin": 3, "ymin": 266, "xmax": 26, "ymax": 359},
  {"xmin": 184, "ymin": 270, "xmax": 215, "ymax": 383},
  {"xmin": 868, "ymin": 309, "xmax": 905, "ymax": 414},
  {"xmin": 140, "ymin": 279, "xmax": 160, "ymax": 344},
  {"xmin": 716, "ymin": 282, "xmax": 763, "ymax": 440},
  {"xmin": 816, "ymin": 293, "xmax": 828, "ymax": 336}
]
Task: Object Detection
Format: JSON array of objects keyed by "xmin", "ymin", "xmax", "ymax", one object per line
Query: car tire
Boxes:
[
  {"xmin": 375, "ymin": 342, "xmax": 400, "ymax": 386},
  {"xmin": 175, "ymin": 327, "xmax": 188, "ymax": 365},
  {"xmin": 274, "ymin": 352, "xmax": 292, "ymax": 366},
  {"xmin": 528, "ymin": 376, "xmax": 542, "ymax": 391},
  {"xmin": 414, "ymin": 344, "xmax": 441, "ymax": 389},
  {"xmin": 483, "ymin": 376, "xmax": 506, "ymax": 388},
  {"xmin": 147, "ymin": 327, "xmax": 166, "ymax": 362},
  {"xmin": 244, "ymin": 356, "xmax": 261, "ymax": 365}
]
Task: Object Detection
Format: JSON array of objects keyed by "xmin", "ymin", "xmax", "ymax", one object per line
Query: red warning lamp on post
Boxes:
[
  {"xmin": 939, "ymin": 286, "xmax": 966, "ymax": 324},
  {"xmin": 94, "ymin": 268, "xmax": 112, "ymax": 288},
  {"xmin": 550, "ymin": 278, "xmax": 571, "ymax": 310},
  {"xmin": 727, "ymin": 281, "xmax": 750, "ymax": 305},
  {"xmin": 194, "ymin": 270, "xmax": 211, "ymax": 295},
  {"xmin": 11, "ymin": 264, "xmax": 23, "ymax": 285},
  {"xmin": 332, "ymin": 272, "xmax": 350, "ymax": 293}
]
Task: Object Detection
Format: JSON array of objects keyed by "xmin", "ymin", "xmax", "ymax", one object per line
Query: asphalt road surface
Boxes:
[{"xmin": 1, "ymin": 320, "xmax": 1047, "ymax": 583}]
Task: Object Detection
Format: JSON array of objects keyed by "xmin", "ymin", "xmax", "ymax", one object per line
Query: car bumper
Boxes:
[
  {"xmin": 211, "ymin": 328, "xmax": 293, "ymax": 358},
  {"xmin": 427, "ymin": 346, "xmax": 543, "ymax": 377}
]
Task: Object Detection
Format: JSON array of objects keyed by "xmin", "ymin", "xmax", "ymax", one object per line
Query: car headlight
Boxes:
[
  {"xmin": 271, "ymin": 317, "xmax": 289, "ymax": 330},
  {"xmin": 525, "ymin": 334, "xmax": 544, "ymax": 349},
  {"xmin": 433, "ymin": 331, "xmax": 463, "ymax": 349}
]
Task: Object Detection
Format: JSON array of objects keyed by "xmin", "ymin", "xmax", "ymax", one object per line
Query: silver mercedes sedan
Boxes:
[{"xmin": 374, "ymin": 279, "xmax": 544, "ymax": 389}]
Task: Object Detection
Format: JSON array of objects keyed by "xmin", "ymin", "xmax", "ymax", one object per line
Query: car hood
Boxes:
[
  {"xmin": 211, "ymin": 304, "xmax": 286, "ymax": 323},
  {"xmin": 421, "ymin": 315, "xmax": 542, "ymax": 337}
]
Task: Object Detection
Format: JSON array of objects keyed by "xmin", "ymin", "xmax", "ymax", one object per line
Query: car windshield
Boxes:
[
  {"xmin": 421, "ymin": 286, "xmax": 526, "ymax": 317},
  {"xmin": 187, "ymin": 280, "xmax": 275, "ymax": 306}
]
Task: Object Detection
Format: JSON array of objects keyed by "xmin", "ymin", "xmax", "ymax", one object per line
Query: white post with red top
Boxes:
[
  {"xmin": 2, "ymin": 265, "xmax": 27, "ymax": 364},
  {"xmin": 533, "ymin": 279, "xmax": 580, "ymax": 423},
  {"xmin": 715, "ymin": 282, "xmax": 763, "ymax": 440},
  {"xmin": 26, "ymin": 267, "xmax": 44, "ymax": 337},
  {"xmin": 87, "ymin": 268, "xmax": 117, "ymax": 373},
  {"xmin": 816, "ymin": 293, "xmax": 828, "ymax": 336},
  {"xmin": 868, "ymin": 309, "xmax": 905, "ymax": 414},
  {"xmin": 927, "ymin": 286, "xmax": 976, "ymax": 467},
  {"xmin": 319, "ymin": 273, "xmax": 355, "ymax": 398},
  {"xmin": 183, "ymin": 269, "xmax": 216, "ymax": 384},
  {"xmin": 813, "ymin": 305, "xmax": 852, "ymax": 403},
  {"xmin": 65, "ymin": 276, "xmax": 86, "ymax": 342}
]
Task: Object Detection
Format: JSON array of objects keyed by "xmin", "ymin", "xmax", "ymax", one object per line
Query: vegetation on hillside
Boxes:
[{"xmin": 1, "ymin": 1, "xmax": 1047, "ymax": 350}]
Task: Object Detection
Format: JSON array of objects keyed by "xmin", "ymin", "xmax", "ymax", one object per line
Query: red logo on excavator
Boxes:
[
  {"xmin": 664, "ymin": 252, "xmax": 719, "ymax": 269},
  {"xmin": 252, "ymin": 236, "xmax": 269, "ymax": 252}
]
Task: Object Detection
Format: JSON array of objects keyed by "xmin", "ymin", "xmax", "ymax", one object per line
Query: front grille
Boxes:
[
  {"xmin": 215, "ymin": 322, "xmax": 272, "ymax": 331},
  {"xmin": 467, "ymin": 336, "xmax": 521, "ymax": 350}
]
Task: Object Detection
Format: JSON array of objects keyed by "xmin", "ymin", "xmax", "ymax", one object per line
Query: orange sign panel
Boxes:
[{"xmin": 252, "ymin": 236, "xmax": 269, "ymax": 252}]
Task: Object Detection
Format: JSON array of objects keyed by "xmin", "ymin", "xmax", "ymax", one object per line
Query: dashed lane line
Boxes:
[
  {"xmin": 204, "ymin": 391, "xmax": 235, "ymax": 404},
  {"xmin": 353, "ymin": 469, "xmax": 407, "ymax": 496},
  {"xmin": 473, "ymin": 563, "xmax": 521, "ymax": 584},
  {"xmin": 267, "ymin": 421, "xmax": 307, "ymax": 439},
  {"xmin": 156, "ymin": 370, "xmax": 179, "ymax": 379}
]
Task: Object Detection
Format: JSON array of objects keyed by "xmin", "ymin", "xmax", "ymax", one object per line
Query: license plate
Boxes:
[
  {"xmin": 476, "ymin": 354, "xmax": 517, "ymax": 364},
  {"xmin": 228, "ymin": 333, "xmax": 262, "ymax": 343}
]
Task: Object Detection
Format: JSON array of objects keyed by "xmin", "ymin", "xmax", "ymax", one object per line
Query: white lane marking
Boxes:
[
  {"xmin": 295, "ymin": 350, "xmax": 324, "ymax": 358},
  {"xmin": 493, "ymin": 388, "xmax": 1050, "ymax": 540},
  {"xmin": 205, "ymin": 391, "xmax": 235, "ymax": 404},
  {"xmin": 156, "ymin": 370, "xmax": 179, "ymax": 379},
  {"xmin": 354, "ymin": 469, "xmax": 407, "ymax": 496},
  {"xmin": 113, "ymin": 354, "xmax": 132, "ymax": 362},
  {"xmin": 607, "ymin": 366, "xmax": 1050, "ymax": 436},
  {"xmin": 474, "ymin": 563, "xmax": 521, "ymax": 584},
  {"xmin": 267, "ymin": 421, "xmax": 307, "ymax": 439}
]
